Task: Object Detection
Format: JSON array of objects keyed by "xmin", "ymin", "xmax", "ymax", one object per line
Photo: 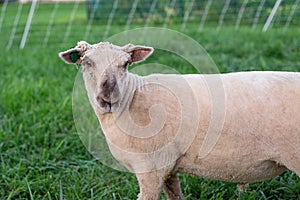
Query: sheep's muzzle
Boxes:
[{"xmin": 95, "ymin": 76, "xmax": 120, "ymax": 113}]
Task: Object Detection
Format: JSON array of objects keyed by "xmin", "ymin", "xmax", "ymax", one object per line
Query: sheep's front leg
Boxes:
[
  {"xmin": 136, "ymin": 171, "xmax": 164, "ymax": 200},
  {"xmin": 163, "ymin": 173, "xmax": 185, "ymax": 200}
]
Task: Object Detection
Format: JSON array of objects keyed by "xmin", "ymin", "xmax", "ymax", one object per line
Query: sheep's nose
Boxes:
[
  {"xmin": 96, "ymin": 95, "xmax": 107, "ymax": 103},
  {"xmin": 96, "ymin": 94, "xmax": 113, "ymax": 104},
  {"xmin": 96, "ymin": 95, "xmax": 101, "ymax": 103}
]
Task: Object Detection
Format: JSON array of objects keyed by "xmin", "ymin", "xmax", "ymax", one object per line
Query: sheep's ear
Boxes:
[
  {"xmin": 123, "ymin": 44, "xmax": 154, "ymax": 64},
  {"xmin": 58, "ymin": 48, "xmax": 82, "ymax": 64}
]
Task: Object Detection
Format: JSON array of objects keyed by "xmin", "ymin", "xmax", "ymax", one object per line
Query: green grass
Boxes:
[{"xmin": 1, "ymin": 2, "xmax": 300, "ymax": 200}]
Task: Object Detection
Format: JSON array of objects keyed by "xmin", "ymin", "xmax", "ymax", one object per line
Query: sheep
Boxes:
[{"xmin": 59, "ymin": 41, "xmax": 300, "ymax": 200}]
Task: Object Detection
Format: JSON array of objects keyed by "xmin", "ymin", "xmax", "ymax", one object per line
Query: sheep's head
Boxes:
[{"xmin": 59, "ymin": 41, "xmax": 153, "ymax": 113}]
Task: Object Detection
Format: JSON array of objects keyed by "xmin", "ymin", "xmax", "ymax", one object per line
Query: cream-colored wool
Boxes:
[{"xmin": 59, "ymin": 41, "xmax": 300, "ymax": 200}]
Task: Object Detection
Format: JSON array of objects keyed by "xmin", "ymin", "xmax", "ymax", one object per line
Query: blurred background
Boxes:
[
  {"xmin": 1, "ymin": 0, "xmax": 299, "ymax": 48},
  {"xmin": 1, "ymin": 0, "xmax": 300, "ymax": 199}
]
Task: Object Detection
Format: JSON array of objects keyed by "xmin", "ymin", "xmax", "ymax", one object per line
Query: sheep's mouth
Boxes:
[
  {"xmin": 100, "ymin": 99, "xmax": 119, "ymax": 113},
  {"xmin": 106, "ymin": 101, "xmax": 113, "ymax": 112}
]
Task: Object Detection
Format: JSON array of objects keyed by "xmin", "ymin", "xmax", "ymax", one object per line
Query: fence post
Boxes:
[{"xmin": 20, "ymin": 0, "xmax": 37, "ymax": 49}]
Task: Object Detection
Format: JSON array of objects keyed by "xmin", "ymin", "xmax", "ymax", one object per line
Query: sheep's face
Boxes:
[{"xmin": 59, "ymin": 41, "xmax": 153, "ymax": 113}]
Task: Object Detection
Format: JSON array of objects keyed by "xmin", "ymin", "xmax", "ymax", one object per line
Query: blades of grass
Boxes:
[
  {"xmin": 61, "ymin": 96, "xmax": 71, "ymax": 110},
  {"xmin": 259, "ymin": 190, "xmax": 267, "ymax": 200},
  {"xmin": 59, "ymin": 180, "xmax": 63, "ymax": 200},
  {"xmin": 112, "ymin": 192, "xmax": 116, "ymax": 200},
  {"xmin": 6, "ymin": 191, "xmax": 13, "ymax": 200},
  {"xmin": 47, "ymin": 191, "xmax": 52, "ymax": 200},
  {"xmin": 90, "ymin": 188, "xmax": 94, "ymax": 200},
  {"xmin": 25, "ymin": 178, "xmax": 34, "ymax": 200},
  {"xmin": 55, "ymin": 138, "xmax": 66, "ymax": 154}
]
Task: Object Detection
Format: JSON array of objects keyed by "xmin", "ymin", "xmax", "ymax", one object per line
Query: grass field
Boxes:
[{"xmin": 1, "ymin": 2, "xmax": 300, "ymax": 200}]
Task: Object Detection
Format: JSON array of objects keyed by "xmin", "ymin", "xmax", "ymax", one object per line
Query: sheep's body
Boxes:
[
  {"xmin": 94, "ymin": 71, "xmax": 300, "ymax": 199},
  {"xmin": 59, "ymin": 42, "xmax": 300, "ymax": 200},
  {"xmin": 177, "ymin": 72, "xmax": 300, "ymax": 183}
]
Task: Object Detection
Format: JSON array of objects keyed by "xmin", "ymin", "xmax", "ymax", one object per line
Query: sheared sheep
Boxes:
[{"xmin": 59, "ymin": 41, "xmax": 300, "ymax": 200}]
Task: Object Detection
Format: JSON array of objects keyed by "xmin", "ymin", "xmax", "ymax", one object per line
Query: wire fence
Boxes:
[
  {"xmin": 86, "ymin": 0, "xmax": 299, "ymax": 28},
  {"xmin": 0, "ymin": 0, "xmax": 299, "ymax": 49}
]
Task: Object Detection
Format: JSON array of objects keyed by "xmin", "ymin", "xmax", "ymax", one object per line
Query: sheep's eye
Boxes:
[
  {"xmin": 83, "ymin": 60, "xmax": 93, "ymax": 68},
  {"xmin": 120, "ymin": 61, "xmax": 129, "ymax": 68}
]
